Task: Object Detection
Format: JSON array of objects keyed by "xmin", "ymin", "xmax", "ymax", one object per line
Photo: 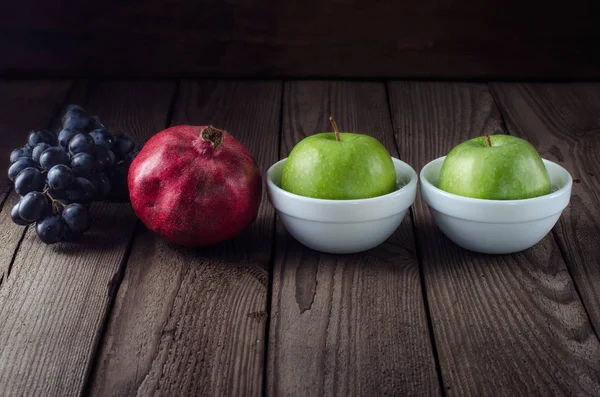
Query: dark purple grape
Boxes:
[
  {"xmin": 111, "ymin": 132, "xmax": 135, "ymax": 159},
  {"xmin": 32, "ymin": 143, "xmax": 53, "ymax": 162},
  {"xmin": 124, "ymin": 150, "xmax": 139, "ymax": 164},
  {"xmin": 104, "ymin": 134, "xmax": 115, "ymax": 147},
  {"xmin": 28, "ymin": 129, "xmax": 57, "ymax": 147},
  {"xmin": 70, "ymin": 153, "xmax": 95, "ymax": 177},
  {"xmin": 62, "ymin": 203, "xmax": 90, "ymax": 233},
  {"xmin": 8, "ymin": 158, "xmax": 38, "ymax": 181},
  {"xmin": 39, "ymin": 147, "xmax": 69, "ymax": 171},
  {"xmin": 63, "ymin": 108, "xmax": 91, "ymax": 131},
  {"xmin": 36, "ymin": 215, "xmax": 64, "ymax": 244},
  {"xmin": 46, "ymin": 187, "xmax": 68, "ymax": 200},
  {"xmin": 88, "ymin": 173, "xmax": 111, "ymax": 199},
  {"xmin": 58, "ymin": 128, "xmax": 78, "ymax": 150},
  {"xmin": 66, "ymin": 177, "xmax": 97, "ymax": 203},
  {"xmin": 89, "ymin": 129, "xmax": 110, "ymax": 148},
  {"xmin": 94, "ymin": 146, "xmax": 116, "ymax": 171},
  {"xmin": 114, "ymin": 160, "xmax": 130, "ymax": 182},
  {"xmin": 89, "ymin": 128, "xmax": 107, "ymax": 136},
  {"xmin": 68, "ymin": 133, "xmax": 95, "ymax": 155},
  {"xmin": 10, "ymin": 146, "xmax": 32, "ymax": 163},
  {"xmin": 47, "ymin": 164, "xmax": 74, "ymax": 190},
  {"xmin": 89, "ymin": 115, "xmax": 105, "ymax": 130},
  {"xmin": 18, "ymin": 192, "xmax": 49, "ymax": 222},
  {"xmin": 11, "ymin": 202, "xmax": 31, "ymax": 225},
  {"xmin": 14, "ymin": 167, "xmax": 45, "ymax": 196},
  {"xmin": 62, "ymin": 105, "xmax": 85, "ymax": 124}
]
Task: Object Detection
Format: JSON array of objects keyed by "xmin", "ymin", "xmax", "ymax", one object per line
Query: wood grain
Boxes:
[
  {"xmin": 0, "ymin": 80, "xmax": 72, "ymax": 204},
  {"xmin": 0, "ymin": 80, "xmax": 75, "ymax": 285},
  {"xmin": 0, "ymin": 81, "xmax": 176, "ymax": 397},
  {"xmin": 266, "ymin": 81, "xmax": 440, "ymax": 397},
  {"xmin": 88, "ymin": 81, "xmax": 281, "ymax": 397},
  {"xmin": 1, "ymin": 1, "xmax": 600, "ymax": 78},
  {"xmin": 387, "ymin": 81, "xmax": 600, "ymax": 396},
  {"xmin": 489, "ymin": 82, "xmax": 600, "ymax": 336},
  {"xmin": 0, "ymin": 193, "xmax": 27, "ymax": 285}
]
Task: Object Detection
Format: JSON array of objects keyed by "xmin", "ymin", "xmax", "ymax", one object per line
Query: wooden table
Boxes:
[{"xmin": 0, "ymin": 80, "xmax": 599, "ymax": 397}]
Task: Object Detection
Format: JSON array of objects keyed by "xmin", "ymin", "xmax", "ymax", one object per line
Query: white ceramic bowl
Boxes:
[
  {"xmin": 266, "ymin": 157, "xmax": 418, "ymax": 254},
  {"xmin": 420, "ymin": 156, "xmax": 572, "ymax": 254}
]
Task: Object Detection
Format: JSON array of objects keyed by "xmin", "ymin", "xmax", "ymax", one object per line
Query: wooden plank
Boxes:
[
  {"xmin": 489, "ymin": 82, "xmax": 600, "ymax": 336},
  {"xmin": 266, "ymin": 81, "xmax": 440, "ymax": 396},
  {"xmin": 0, "ymin": 193, "xmax": 27, "ymax": 285},
  {"xmin": 0, "ymin": 80, "xmax": 72, "ymax": 205},
  {"xmin": 0, "ymin": 80, "xmax": 73, "ymax": 285},
  {"xmin": 0, "ymin": 81, "xmax": 176, "ymax": 396},
  {"xmin": 387, "ymin": 81, "xmax": 600, "ymax": 396},
  {"xmin": 88, "ymin": 81, "xmax": 281, "ymax": 397},
  {"xmin": 1, "ymin": 1, "xmax": 599, "ymax": 78}
]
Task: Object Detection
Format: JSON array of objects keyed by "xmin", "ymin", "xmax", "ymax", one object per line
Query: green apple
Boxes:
[
  {"xmin": 438, "ymin": 134, "xmax": 551, "ymax": 200},
  {"xmin": 281, "ymin": 131, "xmax": 396, "ymax": 200}
]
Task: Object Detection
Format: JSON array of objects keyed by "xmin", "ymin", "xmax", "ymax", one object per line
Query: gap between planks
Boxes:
[
  {"xmin": 387, "ymin": 81, "xmax": 600, "ymax": 396},
  {"xmin": 487, "ymin": 84, "xmax": 600, "ymax": 343},
  {"xmin": 80, "ymin": 80, "xmax": 182, "ymax": 397},
  {"xmin": 490, "ymin": 82, "xmax": 600, "ymax": 339},
  {"xmin": 260, "ymin": 80, "xmax": 285, "ymax": 397},
  {"xmin": 1, "ymin": 79, "xmax": 85, "ymax": 282},
  {"xmin": 384, "ymin": 81, "xmax": 447, "ymax": 397},
  {"xmin": 85, "ymin": 80, "xmax": 281, "ymax": 397},
  {"xmin": 266, "ymin": 80, "xmax": 440, "ymax": 397},
  {"xmin": 0, "ymin": 80, "xmax": 178, "ymax": 397}
]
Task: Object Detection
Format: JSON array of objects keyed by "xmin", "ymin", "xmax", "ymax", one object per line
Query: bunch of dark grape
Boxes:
[{"xmin": 7, "ymin": 105, "xmax": 141, "ymax": 244}]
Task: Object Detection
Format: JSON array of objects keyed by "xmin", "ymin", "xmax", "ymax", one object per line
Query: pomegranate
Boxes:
[{"xmin": 128, "ymin": 125, "xmax": 262, "ymax": 247}]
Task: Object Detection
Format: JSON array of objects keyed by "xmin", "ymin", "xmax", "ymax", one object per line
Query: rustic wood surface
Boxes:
[
  {"xmin": 0, "ymin": 81, "xmax": 90, "ymax": 285},
  {"xmin": 0, "ymin": 81, "xmax": 176, "ymax": 396},
  {"xmin": 89, "ymin": 81, "xmax": 281, "ymax": 397},
  {"xmin": 490, "ymin": 82, "xmax": 600, "ymax": 337},
  {"xmin": 266, "ymin": 81, "xmax": 440, "ymax": 396},
  {"xmin": 0, "ymin": 81, "xmax": 72, "ymax": 203},
  {"xmin": 0, "ymin": 79, "xmax": 599, "ymax": 397},
  {"xmin": 1, "ymin": 1, "xmax": 600, "ymax": 78},
  {"xmin": 0, "ymin": 80, "xmax": 73, "ymax": 307},
  {"xmin": 387, "ymin": 82, "xmax": 600, "ymax": 396}
]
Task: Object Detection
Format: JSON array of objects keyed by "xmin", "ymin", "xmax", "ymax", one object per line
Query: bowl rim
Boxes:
[
  {"xmin": 266, "ymin": 156, "xmax": 418, "ymax": 205},
  {"xmin": 420, "ymin": 156, "xmax": 572, "ymax": 204},
  {"xmin": 419, "ymin": 156, "xmax": 573, "ymax": 223}
]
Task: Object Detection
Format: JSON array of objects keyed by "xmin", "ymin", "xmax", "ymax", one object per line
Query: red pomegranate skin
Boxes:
[{"xmin": 128, "ymin": 125, "xmax": 262, "ymax": 247}]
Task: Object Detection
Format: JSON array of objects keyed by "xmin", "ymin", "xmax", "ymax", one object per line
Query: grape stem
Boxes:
[
  {"xmin": 44, "ymin": 188, "xmax": 67, "ymax": 214},
  {"xmin": 329, "ymin": 116, "xmax": 341, "ymax": 141}
]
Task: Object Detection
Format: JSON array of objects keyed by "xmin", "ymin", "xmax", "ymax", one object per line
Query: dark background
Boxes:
[{"xmin": 1, "ymin": 0, "xmax": 600, "ymax": 78}]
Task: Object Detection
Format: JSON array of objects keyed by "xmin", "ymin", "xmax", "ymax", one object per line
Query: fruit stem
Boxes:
[
  {"xmin": 200, "ymin": 126, "xmax": 226, "ymax": 150},
  {"xmin": 329, "ymin": 116, "xmax": 341, "ymax": 141},
  {"xmin": 484, "ymin": 133, "xmax": 492, "ymax": 147},
  {"xmin": 44, "ymin": 189, "xmax": 67, "ymax": 213}
]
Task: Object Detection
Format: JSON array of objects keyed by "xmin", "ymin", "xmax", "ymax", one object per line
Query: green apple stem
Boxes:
[
  {"xmin": 484, "ymin": 133, "xmax": 492, "ymax": 147},
  {"xmin": 329, "ymin": 115, "xmax": 341, "ymax": 141}
]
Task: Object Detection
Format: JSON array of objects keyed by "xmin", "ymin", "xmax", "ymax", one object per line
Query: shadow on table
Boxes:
[
  {"xmin": 51, "ymin": 202, "xmax": 137, "ymax": 255},
  {"xmin": 411, "ymin": 216, "xmax": 563, "ymax": 277}
]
